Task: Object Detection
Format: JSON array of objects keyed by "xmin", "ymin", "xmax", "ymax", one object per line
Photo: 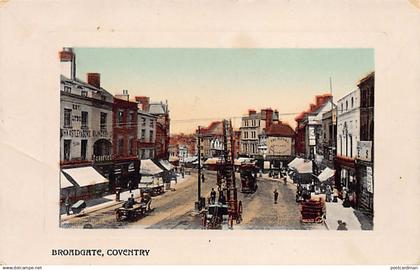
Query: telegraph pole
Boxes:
[
  {"xmin": 330, "ymin": 77, "xmax": 335, "ymax": 158},
  {"xmin": 196, "ymin": 126, "xmax": 202, "ymax": 210}
]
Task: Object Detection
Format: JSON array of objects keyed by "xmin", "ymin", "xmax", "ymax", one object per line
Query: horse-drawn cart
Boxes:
[{"xmin": 300, "ymin": 198, "xmax": 326, "ymax": 223}]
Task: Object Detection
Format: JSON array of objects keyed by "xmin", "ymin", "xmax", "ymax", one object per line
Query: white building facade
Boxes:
[
  {"xmin": 60, "ymin": 49, "xmax": 114, "ymax": 166},
  {"xmin": 137, "ymin": 110, "xmax": 157, "ymax": 159}
]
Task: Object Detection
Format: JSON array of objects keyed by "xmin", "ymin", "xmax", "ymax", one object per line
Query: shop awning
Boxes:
[
  {"xmin": 159, "ymin": 159, "xmax": 174, "ymax": 171},
  {"xmin": 288, "ymin": 157, "xmax": 303, "ymax": 169},
  {"xmin": 317, "ymin": 167, "xmax": 335, "ymax": 182},
  {"xmin": 60, "ymin": 172, "xmax": 75, "ymax": 189},
  {"xmin": 288, "ymin": 158, "xmax": 313, "ymax": 174},
  {"xmin": 204, "ymin": 157, "xmax": 221, "ymax": 165},
  {"xmin": 183, "ymin": 156, "xmax": 197, "ymax": 163},
  {"xmin": 62, "ymin": 166, "xmax": 108, "ymax": 188},
  {"xmin": 234, "ymin": 157, "xmax": 252, "ymax": 166},
  {"xmin": 140, "ymin": 159, "xmax": 164, "ymax": 175}
]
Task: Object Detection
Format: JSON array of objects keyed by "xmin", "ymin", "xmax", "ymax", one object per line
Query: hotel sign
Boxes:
[
  {"xmin": 357, "ymin": 141, "xmax": 372, "ymax": 162},
  {"xmin": 267, "ymin": 137, "xmax": 292, "ymax": 156}
]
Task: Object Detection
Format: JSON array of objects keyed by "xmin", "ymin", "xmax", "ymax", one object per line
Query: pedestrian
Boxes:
[
  {"xmin": 65, "ymin": 195, "xmax": 70, "ymax": 215},
  {"xmin": 201, "ymin": 173, "xmax": 205, "ymax": 183},
  {"xmin": 210, "ymin": 188, "xmax": 216, "ymax": 204},
  {"xmin": 273, "ymin": 189, "xmax": 279, "ymax": 204},
  {"xmin": 128, "ymin": 180, "xmax": 133, "ymax": 193},
  {"xmin": 337, "ymin": 220, "xmax": 348, "ymax": 230},
  {"xmin": 219, "ymin": 191, "xmax": 226, "ymax": 205},
  {"xmin": 181, "ymin": 167, "xmax": 185, "ymax": 178}
]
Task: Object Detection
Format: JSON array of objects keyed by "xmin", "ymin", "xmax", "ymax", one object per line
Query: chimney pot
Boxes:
[{"xmin": 87, "ymin": 73, "xmax": 101, "ymax": 88}]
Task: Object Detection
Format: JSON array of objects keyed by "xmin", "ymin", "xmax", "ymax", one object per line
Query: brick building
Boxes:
[{"xmin": 112, "ymin": 91, "xmax": 140, "ymax": 191}]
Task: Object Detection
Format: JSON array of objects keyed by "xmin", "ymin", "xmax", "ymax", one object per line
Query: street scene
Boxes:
[{"xmin": 59, "ymin": 48, "xmax": 374, "ymax": 230}]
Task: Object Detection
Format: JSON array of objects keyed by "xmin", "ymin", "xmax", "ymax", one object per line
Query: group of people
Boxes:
[
  {"xmin": 123, "ymin": 192, "xmax": 152, "ymax": 211},
  {"xmin": 209, "ymin": 188, "xmax": 226, "ymax": 205}
]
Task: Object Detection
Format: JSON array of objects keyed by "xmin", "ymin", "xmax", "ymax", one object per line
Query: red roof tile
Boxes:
[{"xmin": 265, "ymin": 122, "xmax": 295, "ymax": 137}]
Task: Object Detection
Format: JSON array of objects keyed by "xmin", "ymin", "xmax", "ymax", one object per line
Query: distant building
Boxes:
[
  {"xmin": 335, "ymin": 88, "xmax": 360, "ymax": 206},
  {"xmin": 240, "ymin": 108, "xmax": 279, "ymax": 157},
  {"xmin": 321, "ymin": 108, "xmax": 337, "ymax": 168},
  {"xmin": 294, "ymin": 94, "xmax": 334, "ymax": 163},
  {"xmin": 135, "ymin": 97, "xmax": 157, "ymax": 160},
  {"xmin": 149, "ymin": 101, "xmax": 170, "ymax": 160},
  {"xmin": 264, "ymin": 121, "xmax": 296, "ymax": 168},
  {"xmin": 200, "ymin": 121, "xmax": 224, "ymax": 159},
  {"xmin": 356, "ymin": 72, "xmax": 374, "ymax": 213}
]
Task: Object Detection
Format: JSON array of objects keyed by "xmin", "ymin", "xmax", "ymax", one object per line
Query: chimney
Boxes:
[
  {"xmin": 248, "ymin": 109, "xmax": 256, "ymax": 116},
  {"xmin": 262, "ymin": 108, "xmax": 273, "ymax": 129},
  {"xmin": 59, "ymin": 47, "xmax": 76, "ymax": 80},
  {"xmin": 135, "ymin": 96, "xmax": 150, "ymax": 111},
  {"xmin": 87, "ymin": 73, "xmax": 101, "ymax": 88}
]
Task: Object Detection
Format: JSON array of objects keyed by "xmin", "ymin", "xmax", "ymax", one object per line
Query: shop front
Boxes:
[
  {"xmin": 334, "ymin": 156, "xmax": 358, "ymax": 207},
  {"xmin": 356, "ymin": 160, "xmax": 374, "ymax": 213}
]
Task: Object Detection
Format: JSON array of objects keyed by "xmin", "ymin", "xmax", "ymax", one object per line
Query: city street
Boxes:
[{"xmin": 61, "ymin": 171, "xmax": 326, "ymax": 230}]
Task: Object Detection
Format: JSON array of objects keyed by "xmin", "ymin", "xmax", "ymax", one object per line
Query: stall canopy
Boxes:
[
  {"xmin": 288, "ymin": 158, "xmax": 312, "ymax": 174},
  {"xmin": 60, "ymin": 172, "xmax": 75, "ymax": 189},
  {"xmin": 61, "ymin": 166, "xmax": 108, "ymax": 188},
  {"xmin": 159, "ymin": 159, "xmax": 174, "ymax": 171},
  {"xmin": 234, "ymin": 157, "xmax": 252, "ymax": 166},
  {"xmin": 317, "ymin": 167, "xmax": 336, "ymax": 182},
  {"xmin": 204, "ymin": 157, "xmax": 221, "ymax": 165},
  {"xmin": 183, "ymin": 156, "xmax": 197, "ymax": 163},
  {"xmin": 140, "ymin": 159, "xmax": 164, "ymax": 175}
]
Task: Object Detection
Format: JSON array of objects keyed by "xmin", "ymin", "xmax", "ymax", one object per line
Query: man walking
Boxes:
[
  {"xmin": 273, "ymin": 189, "xmax": 279, "ymax": 204},
  {"xmin": 210, "ymin": 188, "xmax": 217, "ymax": 204}
]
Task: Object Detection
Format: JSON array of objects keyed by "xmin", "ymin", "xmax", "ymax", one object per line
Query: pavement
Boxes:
[
  {"xmin": 260, "ymin": 173, "xmax": 373, "ymax": 230},
  {"xmin": 60, "ymin": 173, "xmax": 194, "ymax": 222}
]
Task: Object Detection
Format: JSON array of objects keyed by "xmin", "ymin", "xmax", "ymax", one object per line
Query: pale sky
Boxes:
[{"xmin": 74, "ymin": 48, "xmax": 374, "ymax": 134}]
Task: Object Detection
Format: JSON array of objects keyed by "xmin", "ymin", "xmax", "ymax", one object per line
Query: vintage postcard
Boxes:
[
  {"xmin": 0, "ymin": 0, "xmax": 419, "ymax": 266},
  {"xmin": 58, "ymin": 48, "xmax": 374, "ymax": 232}
]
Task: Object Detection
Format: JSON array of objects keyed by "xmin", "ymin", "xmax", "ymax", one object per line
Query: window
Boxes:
[
  {"xmin": 117, "ymin": 138, "xmax": 124, "ymax": 155},
  {"xmin": 64, "ymin": 140, "xmax": 71, "ymax": 160},
  {"xmin": 81, "ymin": 90, "xmax": 88, "ymax": 97},
  {"xmin": 101, "ymin": 95, "xmax": 106, "ymax": 101},
  {"xmin": 351, "ymin": 97, "xmax": 354, "ymax": 108},
  {"xmin": 117, "ymin": 111, "xmax": 123, "ymax": 127},
  {"xmin": 346, "ymin": 100, "xmax": 348, "ymax": 111},
  {"xmin": 349, "ymin": 135, "xmax": 353, "ymax": 157},
  {"xmin": 100, "ymin": 112, "xmax": 107, "ymax": 130},
  {"xmin": 127, "ymin": 111, "xmax": 134, "ymax": 128},
  {"xmin": 81, "ymin": 111, "xmax": 88, "ymax": 129},
  {"xmin": 341, "ymin": 103, "xmax": 343, "ymax": 114},
  {"xmin": 149, "ymin": 119, "xmax": 154, "ymax": 128},
  {"xmin": 141, "ymin": 129, "xmax": 146, "ymax": 140},
  {"xmin": 81, "ymin": 140, "xmax": 87, "ymax": 160},
  {"xmin": 64, "ymin": 86, "xmax": 71, "ymax": 93},
  {"xmin": 64, "ymin": 109, "xmax": 72, "ymax": 128},
  {"xmin": 149, "ymin": 130, "xmax": 154, "ymax": 142},
  {"xmin": 141, "ymin": 117, "xmax": 146, "ymax": 126},
  {"xmin": 128, "ymin": 138, "xmax": 134, "ymax": 155}
]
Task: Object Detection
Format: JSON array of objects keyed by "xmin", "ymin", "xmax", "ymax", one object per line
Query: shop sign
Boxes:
[
  {"xmin": 357, "ymin": 141, "xmax": 372, "ymax": 162},
  {"xmin": 366, "ymin": 166, "xmax": 373, "ymax": 193},
  {"xmin": 267, "ymin": 137, "xmax": 292, "ymax": 156}
]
